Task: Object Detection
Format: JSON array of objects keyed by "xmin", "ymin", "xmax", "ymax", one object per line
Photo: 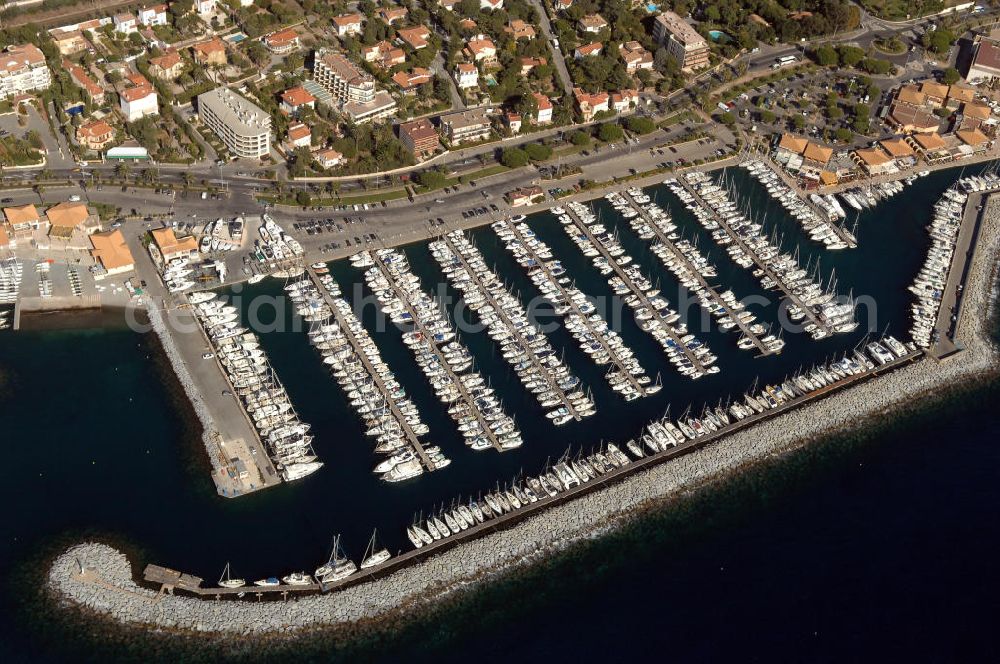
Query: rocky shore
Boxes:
[
  {"xmin": 45, "ymin": 194, "xmax": 1000, "ymax": 637},
  {"xmin": 145, "ymin": 302, "xmax": 224, "ymax": 480}
]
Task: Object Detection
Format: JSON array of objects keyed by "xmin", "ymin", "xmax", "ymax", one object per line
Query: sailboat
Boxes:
[
  {"xmin": 315, "ymin": 534, "xmax": 358, "ymax": 583},
  {"xmin": 218, "ymin": 562, "xmax": 245, "ymax": 588},
  {"xmin": 360, "ymin": 529, "xmax": 392, "ymax": 569}
]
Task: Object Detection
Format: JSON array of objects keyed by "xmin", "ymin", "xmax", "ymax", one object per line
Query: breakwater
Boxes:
[{"xmin": 43, "ymin": 192, "xmax": 1000, "ymax": 637}]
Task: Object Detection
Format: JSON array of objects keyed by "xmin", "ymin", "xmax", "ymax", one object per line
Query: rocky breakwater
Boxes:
[
  {"xmin": 45, "ymin": 197, "xmax": 1000, "ymax": 637},
  {"xmin": 146, "ymin": 302, "xmax": 224, "ymax": 480}
]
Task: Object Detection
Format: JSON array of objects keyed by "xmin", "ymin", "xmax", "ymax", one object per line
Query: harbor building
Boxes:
[
  {"xmin": 149, "ymin": 227, "xmax": 198, "ymax": 268},
  {"xmin": 652, "ymin": 11, "xmax": 709, "ymax": 71},
  {"xmin": 197, "ymin": 87, "xmax": 272, "ymax": 159},
  {"xmin": 312, "ymin": 49, "xmax": 396, "ymax": 123},
  {"xmin": 46, "ymin": 202, "xmax": 99, "ymax": 240},
  {"xmin": 89, "ymin": 229, "xmax": 136, "ymax": 278},
  {"xmin": 3, "ymin": 203, "xmax": 47, "ymax": 237},
  {"xmin": 0, "ymin": 44, "xmax": 52, "ymax": 100}
]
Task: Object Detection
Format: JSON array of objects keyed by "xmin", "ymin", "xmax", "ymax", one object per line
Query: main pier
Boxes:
[
  {"xmin": 621, "ymin": 190, "xmax": 779, "ymax": 357},
  {"xmin": 496, "ymin": 218, "xmax": 653, "ymax": 397},
  {"xmin": 369, "ymin": 252, "xmax": 508, "ymax": 452},
  {"xmin": 677, "ymin": 177, "xmax": 838, "ymax": 337},
  {"xmin": 562, "ymin": 203, "xmax": 714, "ymax": 375},
  {"xmin": 304, "ymin": 267, "xmax": 438, "ymax": 471},
  {"xmin": 438, "ymin": 232, "xmax": 586, "ymax": 422}
]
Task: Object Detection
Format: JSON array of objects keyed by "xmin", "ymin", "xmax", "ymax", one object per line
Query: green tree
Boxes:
[
  {"xmin": 570, "ymin": 130, "xmax": 590, "ymax": 146},
  {"xmin": 295, "ymin": 190, "xmax": 311, "ymax": 206},
  {"xmin": 834, "ymin": 127, "xmax": 852, "ymax": 142},
  {"xmin": 922, "ymin": 29, "xmax": 955, "ymax": 56},
  {"xmin": 500, "ymin": 147, "xmax": 530, "ymax": 168},
  {"xmin": 416, "ymin": 169, "xmax": 447, "ymax": 189},
  {"xmin": 523, "ymin": 143, "xmax": 552, "ymax": 161},
  {"xmin": 597, "ymin": 123, "xmax": 623, "ymax": 142},
  {"xmin": 814, "ymin": 45, "xmax": 838, "ymax": 67},
  {"xmin": 836, "ymin": 45, "xmax": 865, "ymax": 68},
  {"xmin": 942, "ymin": 67, "xmax": 961, "ymax": 85},
  {"xmin": 625, "ymin": 116, "xmax": 656, "ymax": 134}
]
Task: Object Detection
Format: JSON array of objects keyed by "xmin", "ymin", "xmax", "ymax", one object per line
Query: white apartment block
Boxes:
[
  {"xmin": 0, "ymin": 44, "xmax": 52, "ymax": 100},
  {"xmin": 198, "ymin": 87, "xmax": 272, "ymax": 159}
]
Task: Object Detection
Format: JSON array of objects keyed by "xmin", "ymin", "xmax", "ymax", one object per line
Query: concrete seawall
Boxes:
[{"xmin": 44, "ymin": 195, "xmax": 1000, "ymax": 636}]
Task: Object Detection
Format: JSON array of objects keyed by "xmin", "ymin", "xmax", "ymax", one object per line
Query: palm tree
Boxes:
[{"xmin": 114, "ymin": 161, "xmax": 130, "ymax": 181}]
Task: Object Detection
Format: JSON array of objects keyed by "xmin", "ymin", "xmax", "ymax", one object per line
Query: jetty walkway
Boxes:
[
  {"xmin": 304, "ymin": 267, "xmax": 438, "ymax": 471},
  {"xmin": 621, "ymin": 190, "xmax": 778, "ymax": 357},
  {"xmin": 370, "ymin": 252, "xmax": 507, "ymax": 453},
  {"xmin": 497, "ymin": 219, "xmax": 652, "ymax": 397},
  {"xmin": 562, "ymin": 203, "xmax": 713, "ymax": 375},
  {"xmin": 677, "ymin": 177, "xmax": 837, "ymax": 337},
  {"xmin": 438, "ymin": 233, "xmax": 585, "ymax": 422}
]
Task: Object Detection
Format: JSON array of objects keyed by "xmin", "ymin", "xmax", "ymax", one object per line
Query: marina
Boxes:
[
  {"xmin": 616, "ymin": 188, "xmax": 784, "ymax": 356},
  {"xmin": 557, "ymin": 200, "xmax": 719, "ymax": 379},
  {"xmin": 671, "ymin": 172, "xmax": 857, "ymax": 339},
  {"xmin": 431, "ymin": 230, "xmax": 595, "ymax": 425},
  {"xmin": 296, "ymin": 266, "xmax": 445, "ymax": 480},
  {"xmin": 366, "ymin": 248, "xmax": 522, "ymax": 452},
  {"xmin": 742, "ymin": 159, "xmax": 858, "ymax": 250},
  {"xmin": 493, "ymin": 216, "xmax": 657, "ymax": 400}
]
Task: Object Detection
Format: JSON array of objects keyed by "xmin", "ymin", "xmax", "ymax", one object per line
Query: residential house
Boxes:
[
  {"xmin": 280, "ymin": 86, "xmax": 316, "ymax": 115},
  {"xmin": 76, "ymin": 119, "xmax": 116, "ymax": 150},
  {"xmin": 46, "ymin": 201, "xmax": 99, "ymax": 239},
  {"xmin": 398, "ymin": 118, "xmax": 439, "ymax": 157},
  {"xmin": 148, "ymin": 51, "xmax": 184, "ymax": 80},
  {"xmin": 392, "ymin": 68, "xmax": 432, "ymax": 94},
  {"xmin": 137, "ymin": 4, "xmax": 168, "ymax": 26},
  {"xmin": 879, "ymin": 137, "xmax": 917, "ymax": 167},
  {"xmin": 192, "ymin": 38, "xmax": 227, "ymax": 66},
  {"xmin": 439, "ymin": 0, "xmax": 461, "ymax": 10},
  {"xmin": 480, "ymin": 0, "xmax": 504, "ymax": 9},
  {"xmin": 264, "ymin": 28, "xmax": 301, "ymax": 54},
  {"xmin": 64, "ymin": 60, "xmax": 105, "ymax": 105},
  {"xmin": 455, "ymin": 62, "xmax": 479, "ymax": 89},
  {"xmin": 333, "ymin": 13, "xmax": 364, "ymax": 38},
  {"xmin": 574, "ymin": 42, "xmax": 603, "ymax": 59},
  {"xmin": 555, "ymin": 0, "xmax": 573, "ymax": 10},
  {"xmin": 314, "ymin": 147, "xmax": 343, "ymax": 169},
  {"xmin": 610, "ymin": 89, "xmax": 638, "ymax": 113},
  {"xmin": 520, "ymin": 57, "xmax": 546, "ymax": 75},
  {"xmin": 504, "ymin": 111, "xmax": 521, "ymax": 134},
  {"xmin": 577, "ymin": 14, "xmax": 608, "ymax": 34},
  {"xmin": 120, "ymin": 74, "xmax": 158, "ymax": 122},
  {"xmin": 465, "ymin": 37, "xmax": 498, "ymax": 66},
  {"xmin": 362, "ymin": 41, "xmax": 406, "ymax": 69},
  {"xmin": 113, "ymin": 13, "xmax": 138, "ymax": 34},
  {"xmin": 619, "ymin": 41, "xmax": 653, "ymax": 72},
  {"xmin": 573, "ymin": 87, "xmax": 609, "ymax": 121},
  {"xmin": 286, "ymin": 122, "xmax": 311, "ymax": 148},
  {"xmin": 89, "ymin": 229, "xmax": 135, "ymax": 277},
  {"xmin": 195, "ymin": 0, "xmax": 216, "ymax": 15},
  {"xmin": 378, "ymin": 7, "xmax": 408, "ymax": 24},
  {"xmin": 956, "ymin": 127, "xmax": 990, "ymax": 152},
  {"xmin": 50, "ymin": 29, "xmax": 90, "ymax": 56},
  {"xmin": 397, "ymin": 26, "xmax": 432, "ymax": 50},
  {"xmin": 533, "ymin": 92, "xmax": 552, "ymax": 124},
  {"xmin": 504, "ymin": 20, "xmax": 536, "ymax": 40}
]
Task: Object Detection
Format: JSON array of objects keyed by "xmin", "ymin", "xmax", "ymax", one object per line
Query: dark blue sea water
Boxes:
[{"xmin": 1, "ymin": 164, "xmax": 998, "ymax": 661}]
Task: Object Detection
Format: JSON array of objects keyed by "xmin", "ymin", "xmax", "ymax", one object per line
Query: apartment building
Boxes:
[
  {"xmin": 312, "ymin": 49, "xmax": 396, "ymax": 123},
  {"xmin": 652, "ymin": 11, "xmax": 709, "ymax": 71},
  {"xmin": 0, "ymin": 44, "xmax": 52, "ymax": 100},
  {"xmin": 198, "ymin": 87, "xmax": 272, "ymax": 159}
]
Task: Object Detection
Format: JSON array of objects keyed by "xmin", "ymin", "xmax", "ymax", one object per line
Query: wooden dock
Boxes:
[
  {"xmin": 496, "ymin": 218, "xmax": 652, "ymax": 397},
  {"xmin": 563, "ymin": 202, "xmax": 714, "ymax": 376},
  {"xmin": 678, "ymin": 178, "xmax": 838, "ymax": 337},
  {"xmin": 439, "ymin": 232, "xmax": 585, "ymax": 421},
  {"xmin": 305, "ymin": 266, "xmax": 438, "ymax": 471},
  {"xmin": 621, "ymin": 190, "xmax": 779, "ymax": 357},
  {"xmin": 369, "ymin": 252, "xmax": 509, "ymax": 452}
]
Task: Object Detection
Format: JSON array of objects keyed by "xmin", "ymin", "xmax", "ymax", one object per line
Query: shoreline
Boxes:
[{"xmin": 41, "ymin": 187, "xmax": 1000, "ymax": 635}]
